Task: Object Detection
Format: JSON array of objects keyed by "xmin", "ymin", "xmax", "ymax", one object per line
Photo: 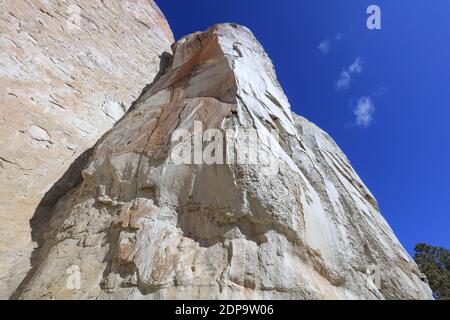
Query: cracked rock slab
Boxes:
[
  {"xmin": 14, "ymin": 24, "xmax": 432, "ymax": 300},
  {"xmin": 0, "ymin": 0, "xmax": 173, "ymax": 299}
]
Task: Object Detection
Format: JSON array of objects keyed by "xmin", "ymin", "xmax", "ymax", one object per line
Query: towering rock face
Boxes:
[
  {"xmin": 13, "ymin": 24, "xmax": 432, "ymax": 300},
  {"xmin": 0, "ymin": 0, "xmax": 173, "ymax": 298}
]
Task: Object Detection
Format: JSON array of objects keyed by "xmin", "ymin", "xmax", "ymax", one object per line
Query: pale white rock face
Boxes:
[
  {"xmin": 0, "ymin": 0, "xmax": 174, "ymax": 298},
  {"xmin": 14, "ymin": 24, "xmax": 432, "ymax": 300}
]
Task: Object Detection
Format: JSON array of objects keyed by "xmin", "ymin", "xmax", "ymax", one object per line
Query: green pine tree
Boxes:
[{"xmin": 414, "ymin": 243, "xmax": 450, "ymax": 300}]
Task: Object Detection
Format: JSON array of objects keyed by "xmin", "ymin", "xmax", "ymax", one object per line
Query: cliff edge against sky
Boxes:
[{"xmin": 10, "ymin": 22, "xmax": 432, "ymax": 300}]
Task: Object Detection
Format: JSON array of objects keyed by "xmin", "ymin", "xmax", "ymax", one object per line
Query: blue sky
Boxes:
[{"xmin": 156, "ymin": 0, "xmax": 450, "ymax": 255}]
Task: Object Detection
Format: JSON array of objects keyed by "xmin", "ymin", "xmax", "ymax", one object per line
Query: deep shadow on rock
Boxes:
[{"xmin": 11, "ymin": 147, "xmax": 93, "ymax": 299}]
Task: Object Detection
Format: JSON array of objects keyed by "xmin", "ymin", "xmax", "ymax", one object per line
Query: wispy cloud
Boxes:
[
  {"xmin": 336, "ymin": 70, "xmax": 351, "ymax": 90},
  {"xmin": 371, "ymin": 86, "xmax": 388, "ymax": 97},
  {"xmin": 349, "ymin": 57, "xmax": 362, "ymax": 73},
  {"xmin": 318, "ymin": 40, "xmax": 330, "ymax": 55},
  {"xmin": 318, "ymin": 33, "xmax": 344, "ymax": 54},
  {"xmin": 353, "ymin": 96, "xmax": 375, "ymax": 128},
  {"xmin": 335, "ymin": 57, "xmax": 363, "ymax": 91}
]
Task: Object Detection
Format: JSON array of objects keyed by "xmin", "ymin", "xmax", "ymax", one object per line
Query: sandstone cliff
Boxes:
[
  {"xmin": 12, "ymin": 24, "xmax": 433, "ymax": 299},
  {"xmin": 0, "ymin": 0, "xmax": 173, "ymax": 298}
]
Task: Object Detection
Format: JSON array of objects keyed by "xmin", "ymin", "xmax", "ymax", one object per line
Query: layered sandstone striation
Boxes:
[
  {"xmin": 0, "ymin": 0, "xmax": 173, "ymax": 298},
  {"xmin": 13, "ymin": 24, "xmax": 432, "ymax": 299}
]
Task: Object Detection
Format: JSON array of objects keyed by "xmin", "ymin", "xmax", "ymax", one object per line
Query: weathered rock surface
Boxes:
[
  {"xmin": 0, "ymin": 0, "xmax": 173, "ymax": 298},
  {"xmin": 13, "ymin": 23, "xmax": 432, "ymax": 300}
]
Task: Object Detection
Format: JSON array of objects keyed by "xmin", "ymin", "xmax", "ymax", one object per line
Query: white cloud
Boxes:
[
  {"xmin": 335, "ymin": 33, "xmax": 344, "ymax": 40},
  {"xmin": 318, "ymin": 40, "xmax": 330, "ymax": 54},
  {"xmin": 319, "ymin": 34, "xmax": 344, "ymax": 54},
  {"xmin": 349, "ymin": 57, "xmax": 362, "ymax": 73},
  {"xmin": 353, "ymin": 97, "xmax": 375, "ymax": 127},
  {"xmin": 335, "ymin": 70, "xmax": 351, "ymax": 90},
  {"xmin": 335, "ymin": 57, "xmax": 363, "ymax": 91}
]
